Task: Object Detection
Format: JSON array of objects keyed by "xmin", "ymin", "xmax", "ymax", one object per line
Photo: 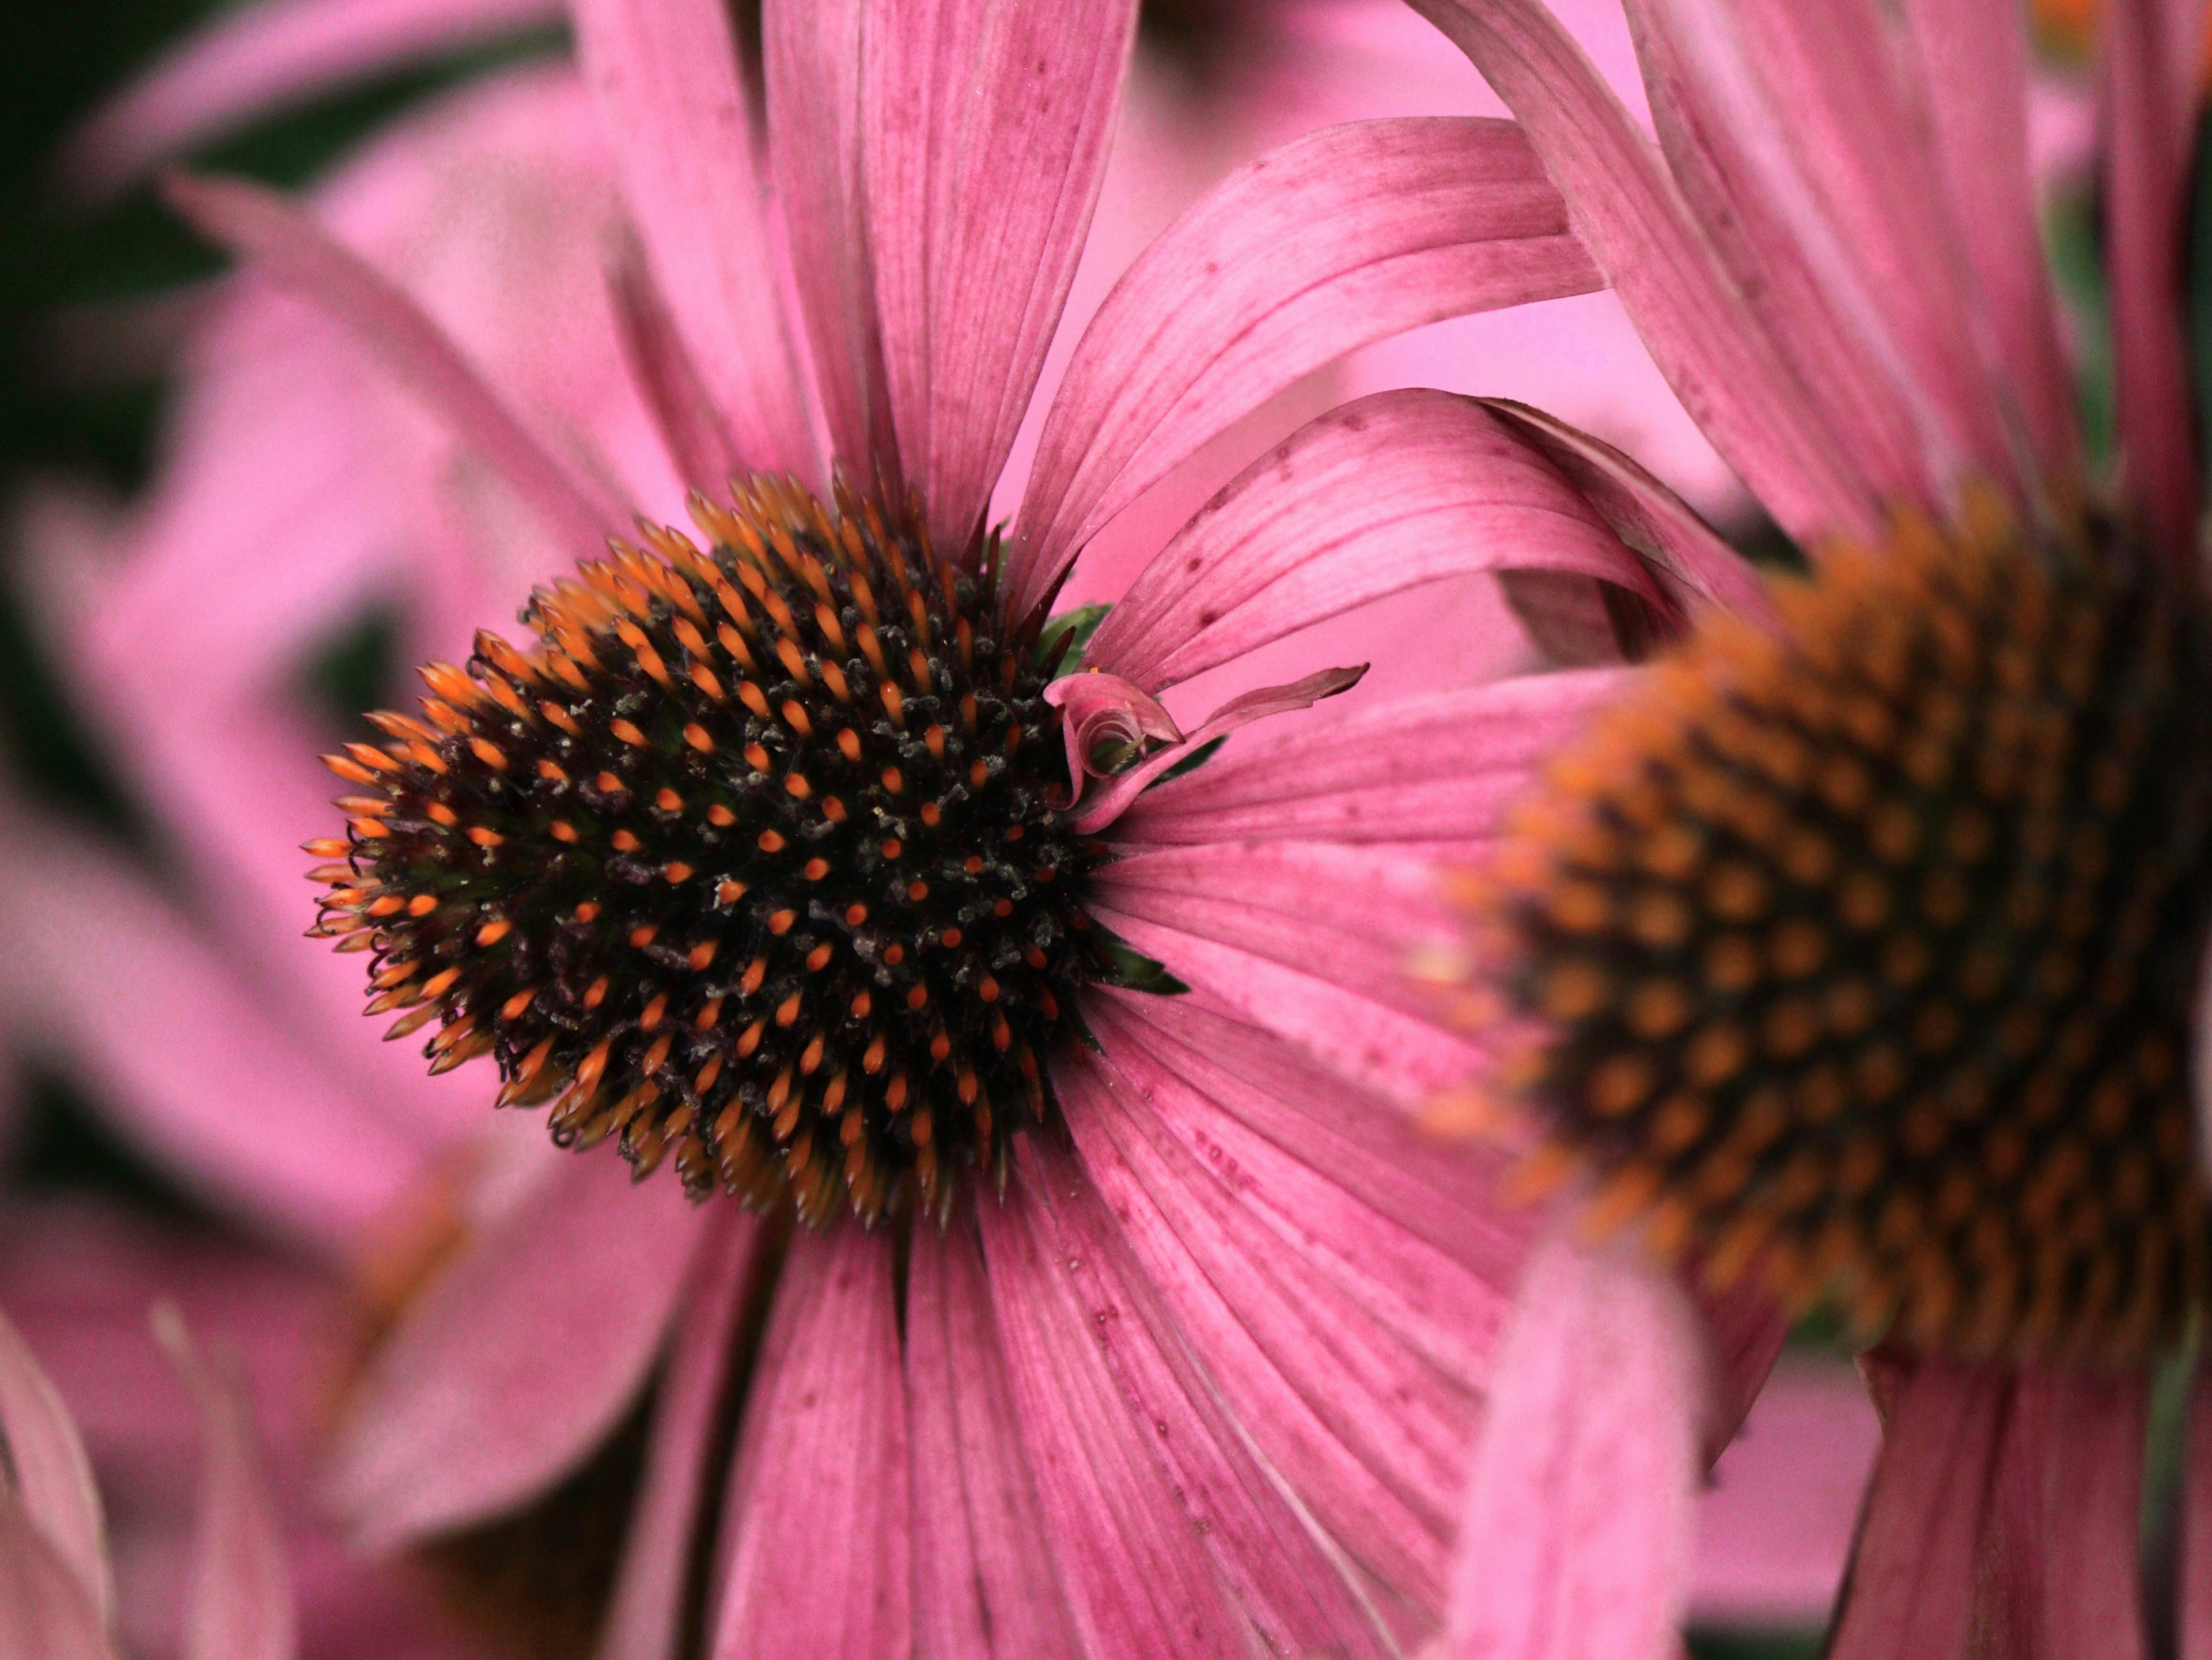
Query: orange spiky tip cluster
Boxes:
[
  {"xmin": 1457, "ymin": 499, "xmax": 2212, "ymax": 1362},
  {"xmin": 311, "ymin": 477, "xmax": 1109, "ymax": 1226}
]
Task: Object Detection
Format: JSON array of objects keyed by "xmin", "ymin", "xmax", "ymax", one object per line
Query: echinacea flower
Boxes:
[
  {"xmin": 1356, "ymin": 0, "xmax": 2210, "ymax": 1653},
  {"xmin": 143, "ymin": 0, "xmax": 1774, "ymax": 1649},
  {"xmin": 0, "ymin": 1282, "xmax": 290, "ymax": 1658}
]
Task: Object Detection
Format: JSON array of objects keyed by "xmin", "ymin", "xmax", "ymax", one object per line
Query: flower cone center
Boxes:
[
  {"xmin": 312, "ymin": 478, "xmax": 1097, "ymax": 1225},
  {"xmin": 1465, "ymin": 504, "xmax": 2212, "ymax": 1361}
]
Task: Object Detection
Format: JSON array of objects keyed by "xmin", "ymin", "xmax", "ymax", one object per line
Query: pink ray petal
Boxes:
[
  {"xmin": 0, "ymin": 1491, "xmax": 112, "ymax": 1660},
  {"xmin": 1006, "ymin": 115, "xmax": 1603, "ymax": 620},
  {"xmin": 325, "ymin": 1151, "xmax": 707, "ymax": 1548},
  {"xmin": 985, "ymin": 1145, "xmax": 1392, "ymax": 1657},
  {"xmin": 607, "ymin": 233, "xmax": 744, "ymax": 500},
  {"xmin": 1084, "ymin": 391, "xmax": 1660, "ymax": 692},
  {"xmin": 1406, "ymin": 0, "xmax": 1877, "ymax": 547},
  {"xmin": 1435, "ymin": 1234, "xmax": 1703, "ymax": 1660},
  {"xmin": 571, "ymin": 0, "xmax": 815, "ymax": 478},
  {"xmin": 1041, "ymin": 671, "xmax": 1182, "ymax": 806},
  {"xmin": 1113, "ymin": 671, "xmax": 1631, "ymax": 854},
  {"xmin": 1825, "ymin": 1355, "xmax": 2009, "ymax": 1658},
  {"xmin": 2001, "ymin": 1369, "xmax": 2149, "ymax": 1659},
  {"xmin": 1903, "ymin": 0, "xmax": 2081, "ymax": 486},
  {"xmin": 763, "ymin": 0, "xmax": 897, "ymax": 487},
  {"xmin": 60, "ymin": 0, "xmax": 563, "ymax": 205},
  {"xmin": 599, "ymin": 1211, "xmax": 770, "ymax": 1660},
  {"xmin": 2183, "ymin": 1364, "xmax": 2212, "ymax": 1660},
  {"xmin": 709, "ymin": 1226, "xmax": 911, "ymax": 1660},
  {"xmin": 1690, "ymin": 1277, "xmax": 1789, "ymax": 1459},
  {"xmin": 161, "ymin": 169, "xmax": 623, "ymax": 564},
  {"xmin": 906, "ymin": 1217, "xmax": 1082, "ymax": 1659},
  {"xmin": 862, "ymin": 0, "xmax": 1137, "ymax": 554},
  {"xmin": 1498, "ymin": 568, "xmax": 1660, "ymax": 667},
  {"xmin": 1070, "ymin": 665, "xmax": 1366, "ymax": 833},
  {"xmin": 2105, "ymin": 0, "xmax": 2201, "ymax": 570},
  {"xmin": 0, "ymin": 1305, "xmax": 111, "ymax": 1627},
  {"xmin": 152, "ymin": 1307, "xmax": 295, "ymax": 1660}
]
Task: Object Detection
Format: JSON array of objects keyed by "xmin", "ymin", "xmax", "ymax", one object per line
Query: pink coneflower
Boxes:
[
  {"xmin": 1374, "ymin": 0, "xmax": 2207, "ymax": 1653},
  {"xmin": 143, "ymin": 0, "xmax": 1757, "ymax": 1649}
]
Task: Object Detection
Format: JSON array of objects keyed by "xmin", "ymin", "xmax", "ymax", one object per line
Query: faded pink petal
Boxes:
[
  {"xmin": 1407, "ymin": 0, "xmax": 1878, "ymax": 546},
  {"xmin": 0, "ymin": 1305, "xmax": 111, "ymax": 1629},
  {"xmin": 0, "ymin": 1493, "xmax": 112, "ymax": 1660},
  {"xmin": 905, "ymin": 1220, "xmax": 1081, "ymax": 1660},
  {"xmin": 161, "ymin": 168, "xmax": 623, "ymax": 563},
  {"xmin": 599, "ymin": 1211, "xmax": 768, "ymax": 1660},
  {"xmin": 326, "ymin": 1150, "xmax": 707, "ymax": 1546},
  {"xmin": 1825, "ymin": 1356, "xmax": 2009, "ymax": 1658},
  {"xmin": 1042, "ymin": 671, "xmax": 1182, "ymax": 804},
  {"xmin": 1085, "ymin": 391, "xmax": 1663, "ymax": 691},
  {"xmin": 61, "ymin": 0, "xmax": 562, "ymax": 205},
  {"xmin": 571, "ymin": 0, "xmax": 813, "ymax": 478},
  {"xmin": 710, "ymin": 1227, "xmax": 911, "ymax": 1660},
  {"xmin": 153, "ymin": 1307, "xmax": 295, "ymax": 1660},
  {"xmin": 862, "ymin": 0, "xmax": 1138, "ymax": 552},
  {"xmin": 1008, "ymin": 115, "xmax": 1603, "ymax": 619},
  {"xmin": 1434, "ymin": 1234, "xmax": 1703, "ymax": 1660}
]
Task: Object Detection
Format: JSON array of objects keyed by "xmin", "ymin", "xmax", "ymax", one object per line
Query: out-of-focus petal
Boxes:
[
  {"xmin": 571, "ymin": 0, "xmax": 813, "ymax": 477},
  {"xmin": 1085, "ymin": 391, "xmax": 1661, "ymax": 692},
  {"xmin": 1007, "ymin": 116, "xmax": 1603, "ymax": 620},
  {"xmin": 608, "ymin": 235, "xmax": 743, "ymax": 498},
  {"xmin": 1826, "ymin": 1356, "xmax": 2009, "ymax": 1658},
  {"xmin": 906, "ymin": 1219, "xmax": 1081, "ymax": 1659},
  {"xmin": 599, "ymin": 1211, "xmax": 769, "ymax": 1660},
  {"xmin": 763, "ymin": 0, "xmax": 896, "ymax": 485},
  {"xmin": 1434, "ymin": 1234, "xmax": 1703, "ymax": 1660},
  {"xmin": 2105, "ymin": 0, "xmax": 2200, "ymax": 572},
  {"xmin": 2182, "ymin": 1364, "xmax": 2212, "ymax": 1660},
  {"xmin": 2027, "ymin": 1370, "xmax": 2147, "ymax": 1658},
  {"xmin": 0, "ymin": 1306, "xmax": 111, "ymax": 1628},
  {"xmin": 152, "ymin": 1307, "xmax": 294, "ymax": 1660},
  {"xmin": 63, "ymin": 0, "xmax": 562, "ymax": 205},
  {"xmin": 161, "ymin": 169, "xmax": 622, "ymax": 562},
  {"xmin": 1406, "ymin": 0, "xmax": 1877, "ymax": 546},
  {"xmin": 709, "ymin": 1227, "xmax": 911, "ymax": 1660},
  {"xmin": 0, "ymin": 1492, "xmax": 112, "ymax": 1660},
  {"xmin": 861, "ymin": 0, "xmax": 1137, "ymax": 553},
  {"xmin": 326, "ymin": 1151, "xmax": 706, "ymax": 1547},
  {"xmin": 1691, "ymin": 1279, "xmax": 1789, "ymax": 1458}
]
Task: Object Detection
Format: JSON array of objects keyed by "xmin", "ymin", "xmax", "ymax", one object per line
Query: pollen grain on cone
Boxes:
[
  {"xmin": 1461, "ymin": 505, "xmax": 2212, "ymax": 1363},
  {"xmin": 312, "ymin": 477, "xmax": 1104, "ymax": 1225}
]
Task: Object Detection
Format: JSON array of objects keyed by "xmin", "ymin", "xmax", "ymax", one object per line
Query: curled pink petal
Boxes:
[
  {"xmin": 1042, "ymin": 671, "xmax": 1183, "ymax": 806},
  {"xmin": 0, "ymin": 1491, "xmax": 112, "ymax": 1660},
  {"xmin": 152, "ymin": 1306, "xmax": 295, "ymax": 1660},
  {"xmin": 1435, "ymin": 1234, "xmax": 1703, "ymax": 1660},
  {"xmin": 1070, "ymin": 664, "xmax": 1368, "ymax": 833},
  {"xmin": 862, "ymin": 0, "xmax": 1138, "ymax": 553},
  {"xmin": 0, "ymin": 1304, "xmax": 111, "ymax": 1628},
  {"xmin": 60, "ymin": 0, "xmax": 562, "ymax": 206},
  {"xmin": 571, "ymin": 0, "xmax": 815, "ymax": 478},
  {"xmin": 160, "ymin": 169, "xmax": 623, "ymax": 564},
  {"xmin": 1007, "ymin": 115, "xmax": 1604, "ymax": 620}
]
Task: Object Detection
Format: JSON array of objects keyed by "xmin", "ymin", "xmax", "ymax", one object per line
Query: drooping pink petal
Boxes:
[
  {"xmin": 709, "ymin": 1226, "xmax": 910, "ymax": 1660},
  {"xmin": 2182, "ymin": 1363, "xmax": 2212, "ymax": 1660},
  {"xmin": 906, "ymin": 1217, "xmax": 1082, "ymax": 1659},
  {"xmin": 61, "ymin": 0, "xmax": 562, "ymax": 205},
  {"xmin": 1825, "ymin": 1356, "xmax": 2009, "ymax": 1658},
  {"xmin": 2105, "ymin": 0, "xmax": 2201, "ymax": 570},
  {"xmin": 0, "ymin": 1304, "xmax": 111, "ymax": 1628},
  {"xmin": 607, "ymin": 234, "xmax": 744, "ymax": 501},
  {"xmin": 763, "ymin": 0, "xmax": 896, "ymax": 486},
  {"xmin": 2022, "ymin": 1369, "xmax": 2148, "ymax": 1659},
  {"xmin": 151, "ymin": 1306, "xmax": 294, "ymax": 1660},
  {"xmin": 1435, "ymin": 1234, "xmax": 1703, "ymax": 1660},
  {"xmin": 0, "ymin": 1491, "xmax": 112, "ymax": 1660},
  {"xmin": 1113, "ymin": 671, "xmax": 1631, "ymax": 856},
  {"xmin": 599, "ymin": 1211, "xmax": 770, "ymax": 1660},
  {"xmin": 984, "ymin": 1144, "xmax": 1393, "ymax": 1657},
  {"xmin": 1006, "ymin": 115, "xmax": 1603, "ymax": 620},
  {"xmin": 861, "ymin": 0, "xmax": 1138, "ymax": 553},
  {"xmin": 1903, "ymin": 0, "xmax": 2082, "ymax": 487},
  {"xmin": 1042, "ymin": 671, "xmax": 1182, "ymax": 806},
  {"xmin": 1497, "ymin": 569, "xmax": 1662, "ymax": 667},
  {"xmin": 1084, "ymin": 391, "xmax": 1662, "ymax": 692},
  {"xmin": 1689, "ymin": 1277, "xmax": 1789, "ymax": 1460},
  {"xmin": 161, "ymin": 169, "xmax": 623, "ymax": 564},
  {"xmin": 1070, "ymin": 665, "xmax": 1366, "ymax": 832},
  {"xmin": 1405, "ymin": 0, "xmax": 1878, "ymax": 547},
  {"xmin": 325, "ymin": 1151, "xmax": 707, "ymax": 1548},
  {"xmin": 571, "ymin": 0, "xmax": 815, "ymax": 478}
]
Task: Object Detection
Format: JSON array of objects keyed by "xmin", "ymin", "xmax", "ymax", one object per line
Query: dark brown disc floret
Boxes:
[
  {"xmin": 1461, "ymin": 498, "xmax": 2212, "ymax": 1362},
  {"xmin": 311, "ymin": 477, "xmax": 1111, "ymax": 1224}
]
